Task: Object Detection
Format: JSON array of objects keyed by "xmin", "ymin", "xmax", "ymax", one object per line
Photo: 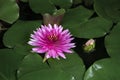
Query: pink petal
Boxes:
[
  {"xmin": 32, "ymin": 48, "xmax": 46, "ymax": 53},
  {"xmin": 45, "ymin": 54, "xmax": 51, "ymax": 59},
  {"xmin": 28, "ymin": 24, "xmax": 76, "ymax": 60},
  {"xmin": 63, "ymin": 49, "xmax": 73, "ymax": 53},
  {"xmin": 58, "ymin": 52, "xmax": 66, "ymax": 59}
]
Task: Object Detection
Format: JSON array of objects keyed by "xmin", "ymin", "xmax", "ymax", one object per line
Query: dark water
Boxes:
[{"xmin": 73, "ymin": 37, "xmax": 110, "ymax": 69}]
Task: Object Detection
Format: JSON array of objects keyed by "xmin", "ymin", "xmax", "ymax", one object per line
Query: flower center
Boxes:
[{"xmin": 47, "ymin": 34, "xmax": 58, "ymax": 42}]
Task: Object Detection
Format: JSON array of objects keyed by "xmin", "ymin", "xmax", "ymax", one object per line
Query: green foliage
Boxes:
[
  {"xmin": 20, "ymin": 0, "xmax": 28, "ymax": 2},
  {"xmin": 48, "ymin": 52, "xmax": 85, "ymax": 80},
  {"xmin": 84, "ymin": 59, "xmax": 120, "ymax": 80},
  {"xmin": 105, "ymin": 22, "xmax": 120, "ymax": 58},
  {"xmin": 73, "ymin": 0, "xmax": 82, "ymax": 5},
  {"xmin": 76, "ymin": 17, "xmax": 112, "ymax": 38},
  {"xmin": 0, "ymin": 0, "xmax": 19, "ymax": 23},
  {"xmin": 0, "ymin": 49, "xmax": 24, "ymax": 80},
  {"xmin": 94, "ymin": 0, "xmax": 120, "ymax": 22},
  {"xmin": 50, "ymin": 0, "xmax": 73, "ymax": 9},
  {"xmin": 3, "ymin": 20, "xmax": 41, "ymax": 48},
  {"xmin": 17, "ymin": 53, "xmax": 49, "ymax": 79},
  {"xmin": 62, "ymin": 6, "xmax": 94, "ymax": 37},
  {"xmin": 29, "ymin": 0, "xmax": 56, "ymax": 14},
  {"xmin": 17, "ymin": 52, "xmax": 84, "ymax": 80}
]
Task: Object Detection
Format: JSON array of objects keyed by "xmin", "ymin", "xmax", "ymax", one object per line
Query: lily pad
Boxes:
[
  {"xmin": 73, "ymin": 0, "xmax": 82, "ymax": 5},
  {"xmin": 76, "ymin": 17, "xmax": 112, "ymax": 38},
  {"xmin": 62, "ymin": 6, "xmax": 94, "ymax": 37},
  {"xmin": 84, "ymin": 58, "xmax": 120, "ymax": 80},
  {"xmin": 19, "ymin": 69, "xmax": 72, "ymax": 80},
  {"xmin": 3, "ymin": 20, "xmax": 41, "ymax": 48},
  {"xmin": 17, "ymin": 53, "xmax": 49, "ymax": 78},
  {"xmin": 29, "ymin": 0, "xmax": 56, "ymax": 14},
  {"xmin": 105, "ymin": 22, "xmax": 120, "ymax": 58},
  {"xmin": 50, "ymin": 0, "xmax": 72, "ymax": 9},
  {"xmin": 17, "ymin": 53, "xmax": 72, "ymax": 80},
  {"xmin": 94, "ymin": 0, "xmax": 120, "ymax": 22},
  {"xmin": 21, "ymin": 0, "xmax": 28, "ymax": 2},
  {"xmin": 48, "ymin": 51, "xmax": 85, "ymax": 80},
  {"xmin": 0, "ymin": 0, "xmax": 19, "ymax": 23},
  {"xmin": 0, "ymin": 49, "xmax": 24, "ymax": 80}
]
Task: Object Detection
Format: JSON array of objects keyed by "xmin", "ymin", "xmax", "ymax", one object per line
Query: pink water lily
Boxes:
[{"xmin": 28, "ymin": 24, "xmax": 75, "ymax": 60}]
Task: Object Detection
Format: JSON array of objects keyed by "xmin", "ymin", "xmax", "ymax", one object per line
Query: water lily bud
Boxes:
[{"xmin": 83, "ymin": 39, "xmax": 95, "ymax": 53}]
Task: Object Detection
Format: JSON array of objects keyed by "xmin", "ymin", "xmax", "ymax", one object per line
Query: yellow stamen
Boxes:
[{"xmin": 48, "ymin": 34, "xmax": 58, "ymax": 41}]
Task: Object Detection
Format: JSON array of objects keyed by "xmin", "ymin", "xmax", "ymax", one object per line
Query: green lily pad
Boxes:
[
  {"xmin": 84, "ymin": 58, "xmax": 120, "ymax": 80},
  {"xmin": 19, "ymin": 69, "xmax": 72, "ymax": 80},
  {"xmin": 29, "ymin": 0, "xmax": 56, "ymax": 14},
  {"xmin": 3, "ymin": 20, "xmax": 41, "ymax": 48},
  {"xmin": 0, "ymin": 49, "xmax": 24, "ymax": 80},
  {"xmin": 0, "ymin": 0, "xmax": 19, "ymax": 23},
  {"xmin": 0, "ymin": 24, "xmax": 2, "ymax": 33},
  {"xmin": 62, "ymin": 6, "xmax": 94, "ymax": 37},
  {"xmin": 94, "ymin": 0, "xmax": 120, "ymax": 22},
  {"xmin": 76, "ymin": 17, "xmax": 112, "ymax": 38},
  {"xmin": 17, "ymin": 53, "xmax": 49, "ymax": 78},
  {"xmin": 105, "ymin": 22, "xmax": 120, "ymax": 58},
  {"xmin": 73, "ymin": 0, "xmax": 82, "ymax": 5},
  {"xmin": 50, "ymin": 0, "xmax": 72, "ymax": 9},
  {"xmin": 48, "ymin": 51, "xmax": 85, "ymax": 80},
  {"xmin": 17, "ymin": 53, "xmax": 72, "ymax": 80},
  {"xmin": 13, "ymin": 44, "xmax": 32, "ymax": 55},
  {"xmin": 21, "ymin": 0, "xmax": 28, "ymax": 2},
  {"xmin": 84, "ymin": 0, "xmax": 93, "ymax": 7}
]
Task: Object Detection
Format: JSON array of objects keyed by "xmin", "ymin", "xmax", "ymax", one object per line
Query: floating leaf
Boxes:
[
  {"xmin": 17, "ymin": 53, "xmax": 72, "ymax": 80},
  {"xmin": 94, "ymin": 0, "xmax": 120, "ymax": 22},
  {"xmin": 83, "ymin": 0, "xmax": 93, "ymax": 7},
  {"xmin": 0, "ymin": 24, "xmax": 2, "ymax": 33},
  {"xmin": 0, "ymin": 49, "xmax": 24, "ymax": 80},
  {"xmin": 73, "ymin": 0, "xmax": 82, "ymax": 5},
  {"xmin": 3, "ymin": 20, "xmax": 41, "ymax": 48},
  {"xmin": 62, "ymin": 6, "xmax": 93, "ymax": 37},
  {"xmin": 19, "ymin": 69, "xmax": 72, "ymax": 80},
  {"xmin": 50, "ymin": 0, "xmax": 72, "ymax": 9},
  {"xmin": 13, "ymin": 44, "xmax": 32, "ymax": 55},
  {"xmin": 17, "ymin": 53, "xmax": 49, "ymax": 78},
  {"xmin": 0, "ymin": 0, "xmax": 19, "ymax": 23},
  {"xmin": 76, "ymin": 17, "xmax": 112, "ymax": 38},
  {"xmin": 20, "ymin": 0, "xmax": 28, "ymax": 2},
  {"xmin": 105, "ymin": 22, "xmax": 120, "ymax": 58},
  {"xmin": 84, "ymin": 58, "xmax": 120, "ymax": 80},
  {"xmin": 62, "ymin": 6, "xmax": 93, "ymax": 26},
  {"xmin": 29, "ymin": 0, "xmax": 56, "ymax": 14},
  {"xmin": 48, "ymin": 51, "xmax": 85, "ymax": 80}
]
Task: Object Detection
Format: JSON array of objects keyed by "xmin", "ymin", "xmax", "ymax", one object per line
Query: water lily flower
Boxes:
[{"xmin": 28, "ymin": 24, "xmax": 75, "ymax": 61}]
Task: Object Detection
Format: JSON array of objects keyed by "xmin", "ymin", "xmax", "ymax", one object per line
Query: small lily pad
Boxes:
[
  {"xmin": 0, "ymin": 0, "xmax": 19, "ymax": 23},
  {"xmin": 3, "ymin": 20, "xmax": 41, "ymax": 48}
]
